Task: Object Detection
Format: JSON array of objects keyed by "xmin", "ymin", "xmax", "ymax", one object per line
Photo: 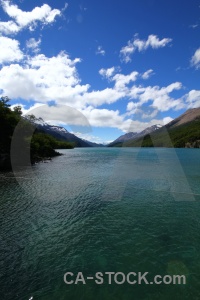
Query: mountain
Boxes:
[
  {"xmin": 166, "ymin": 107, "xmax": 200, "ymax": 128},
  {"xmin": 111, "ymin": 107, "xmax": 200, "ymax": 148},
  {"xmin": 138, "ymin": 124, "xmax": 162, "ymax": 134},
  {"xmin": 81, "ymin": 140, "xmax": 105, "ymax": 147},
  {"xmin": 108, "ymin": 132, "xmax": 138, "ymax": 146},
  {"xmin": 25, "ymin": 116, "xmax": 104, "ymax": 147},
  {"xmin": 108, "ymin": 124, "xmax": 162, "ymax": 146}
]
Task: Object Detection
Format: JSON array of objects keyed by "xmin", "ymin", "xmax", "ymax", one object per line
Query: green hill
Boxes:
[
  {"xmin": 0, "ymin": 97, "xmax": 74, "ymax": 170},
  {"xmin": 124, "ymin": 119, "xmax": 200, "ymax": 148},
  {"xmin": 110, "ymin": 108, "xmax": 200, "ymax": 148}
]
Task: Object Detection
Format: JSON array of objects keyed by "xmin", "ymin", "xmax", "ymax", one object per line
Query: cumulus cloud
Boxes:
[
  {"xmin": 0, "ymin": 51, "xmax": 90, "ymax": 106},
  {"xmin": 0, "ymin": 42, "xmax": 186, "ymax": 114},
  {"xmin": 96, "ymin": 45, "xmax": 105, "ymax": 56},
  {"xmin": 99, "ymin": 67, "xmax": 117, "ymax": 79},
  {"xmin": 0, "ymin": 20, "xmax": 19, "ymax": 34},
  {"xmin": 18, "ymin": 58, "xmax": 139, "ymax": 107},
  {"xmin": 112, "ymin": 71, "xmax": 138, "ymax": 90},
  {"xmin": 81, "ymin": 107, "xmax": 165, "ymax": 132},
  {"xmin": 100, "ymin": 67, "xmax": 138, "ymax": 90},
  {"xmin": 140, "ymin": 83, "xmax": 184, "ymax": 112},
  {"xmin": 120, "ymin": 34, "xmax": 172, "ymax": 63},
  {"xmin": 20, "ymin": 102, "xmax": 167, "ymax": 135},
  {"xmin": 126, "ymin": 82, "xmax": 184, "ymax": 113},
  {"xmin": 26, "ymin": 37, "xmax": 41, "ymax": 53},
  {"xmin": 0, "ymin": 3, "xmax": 194, "ymax": 141},
  {"xmin": 163, "ymin": 116, "xmax": 173, "ymax": 125},
  {"xmin": 0, "ymin": 1, "xmax": 62, "ymax": 34},
  {"xmin": 142, "ymin": 69, "xmax": 154, "ymax": 80},
  {"xmin": 191, "ymin": 48, "xmax": 200, "ymax": 69},
  {"xmin": 0, "ymin": 32, "xmax": 190, "ymax": 134},
  {"xmin": 80, "ymin": 107, "xmax": 124, "ymax": 128},
  {"xmin": 73, "ymin": 132, "xmax": 104, "ymax": 144},
  {"xmin": 184, "ymin": 90, "xmax": 200, "ymax": 108},
  {"xmin": 0, "ymin": 36, "xmax": 23, "ymax": 64},
  {"xmin": 127, "ymin": 101, "xmax": 139, "ymax": 112},
  {"xmin": 79, "ymin": 88, "xmax": 126, "ymax": 107},
  {"xmin": 141, "ymin": 108, "xmax": 158, "ymax": 119},
  {"xmin": 0, "ymin": 49, "xmax": 139, "ymax": 109},
  {"xmin": 79, "ymin": 70, "xmax": 139, "ymax": 107}
]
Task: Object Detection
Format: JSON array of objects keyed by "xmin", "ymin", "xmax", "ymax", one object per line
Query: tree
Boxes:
[
  {"xmin": 13, "ymin": 106, "xmax": 22, "ymax": 116},
  {"xmin": 0, "ymin": 96, "xmax": 10, "ymax": 107}
]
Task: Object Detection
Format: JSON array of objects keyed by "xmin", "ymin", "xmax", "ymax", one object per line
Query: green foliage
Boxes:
[
  {"xmin": 119, "ymin": 120, "xmax": 200, "ymax": 148},
  {"xmin": 0, "ymin": 96, "xmax": 21, "ymax": 152},
  {"xmin": 13, "ymin": 106, "xmax": 23, "ymax": 116},
  {"xmin": 0, "ymin": 97, "xmax": 74, "ymax": 168},
  {"xmin": 30, "ymin": 133, "xmax": 74, "ymax": 160}
]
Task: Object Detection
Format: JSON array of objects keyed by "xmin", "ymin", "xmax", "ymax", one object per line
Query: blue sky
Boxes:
[{"xmin": 0, "ymin": 0, "xmax": 200, "ymax": 143}]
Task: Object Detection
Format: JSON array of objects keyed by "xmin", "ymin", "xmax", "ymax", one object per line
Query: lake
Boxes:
[{"xmin": 0, "ymin": 148, "xmax": 200, "ymax": 300}]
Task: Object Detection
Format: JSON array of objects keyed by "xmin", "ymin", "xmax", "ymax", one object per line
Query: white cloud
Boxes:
[
  {"xmin": 0, "ymin": 44, "xmax": 186, "ymax": 114},
  {"xmin": 0, "ymin": 48, "xmax": 137, "ymax": 109},
  {"xmin": 163, "ymin": 116, "xmax": 173, "ymax": 125},
  {"xmin": 79, "ymin": 88, "xmax": 126, "ymax": 107},
  {"xmin": 120, "ymin": 34, "xmax": 172, "ymax": 63},
  {"xmin": 80, "ymin": 70, "xmax": 139, "ymax": 107},
  {"xmin": 26, "ymin": 38, "xmax": 41, "ymax": 53},
  {"xmin": 112, "ymin": 71, "xmax": 138, "ymax": 90},
  {"xmin": 0, "ymin": 42, "xmax": 187, "ymax": 115},
  {"xmin": 138, "ymin": 82, "xmax": 183, "ymax": 111},
  {"xmin": 0, "ymin": 51, "xmax": 89, "ymax": 106},
  {"xmin": 11, "ymin": 102, "xmax": 44, "ymax": 114},
  {"xmin": 0, "ymin": 36, "xmax": 23, "ymax": 64},
  {"xmin": 191, "ymin": 48, "xmax": 200, "ymax": 69},
  {"xmin": 0, "ymin": 3, "xmax": 194, "ymax": 141},
  {"xmin": 0, "ymin": 20, "xmax": 20, "ymax": 34},
  {"xmin": 47, "ymin": 105, "xmax": 160, "ymax": 132},
  {"xmin": 142, "ymin": 69, "xmax": 154, "ymax": 80},
  {"xmin": 80, "ymin": 107, "xmax": 124, "ymax": 128},
  {"xmin": 99, "ymin": 67, "xmax": 116, "ymax": 78},
  {"xmin": 184, "ymin": 90, "xmax": 200, "ymax": 108},
  {"xmin": 127, "ymin": 82, "xmax": 184, "ymax": 113},
  {"xmin": 120, "ymin": 41, "xmax": 135, "ymax": 63},
  {"xmin": 0, "ymin": 1, "xmax": 62, "ymax": 34},
  {"xmin": 96, "ymin": 46, "xmax": 105, "ymax": 56},
  {"xmin": 80, "ymin": 107, "xmax": 167, "ymax": 133},
  {"xmin": 127, "ymin": 101, "xmax": 140, "ymax": 111},
  {"xmin": 72, "ymin": 132, "xmax": 104, "ymax": 144},
  {"xmin": 145, "ymin": 35, "xmax": 172, "ymax": 49},
  {"xmin": 17, "ymin": 102, "xmax": 175, "ymax": 136},
  {"xmin": 100, "ymin": 67, "xmax": 138, "ymax": 90},
  {"xmin": 141, "ymin": 108, "xmax": 158, "ymax": 119},
  {"xmin": 0, "ymin": 33, "xmax": 191, "ymax": 134}
]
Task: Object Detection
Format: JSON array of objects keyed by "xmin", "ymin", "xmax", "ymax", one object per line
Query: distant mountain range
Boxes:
[
  {"xmin": 108, "ymin": 124, "xmax": 162, "ymax": 146},
  {"xmin": 109, "ymin": 107, "xmax": 200, "ymax": 148},
  {"xmin": 25, "ymin": 107, "xmax": 200, "ymax": 148},
  {"xmin": 25, "ymin": 116, "xmax": 104, "ymax": 148}
]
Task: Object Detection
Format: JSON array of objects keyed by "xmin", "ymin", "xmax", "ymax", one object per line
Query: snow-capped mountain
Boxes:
[
  {"xmin": 24, "ymin": 116, "xmax": 103, "ymax": 147},
  {"xmin": 108, "ymin": 124, "xmax": 162, "ymax": 146},
  {"xmin": 137, "ymin": 124, "xmax": 162, "ymax": 137}
]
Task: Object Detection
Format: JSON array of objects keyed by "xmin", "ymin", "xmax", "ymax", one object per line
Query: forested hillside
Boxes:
[{"xmin": 0, "ymin": 97, "xmax": 74, "ymax": 170}]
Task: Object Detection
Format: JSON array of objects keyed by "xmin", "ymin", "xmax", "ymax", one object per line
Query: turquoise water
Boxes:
[{"xmin": 0, "ymin": 148, "xmax": 200, "ymax": 300}]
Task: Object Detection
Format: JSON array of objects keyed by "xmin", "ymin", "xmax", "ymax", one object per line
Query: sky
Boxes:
[{"xmin": 0, "ymin": 0, "xmax": 200, "ymax": 144}]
